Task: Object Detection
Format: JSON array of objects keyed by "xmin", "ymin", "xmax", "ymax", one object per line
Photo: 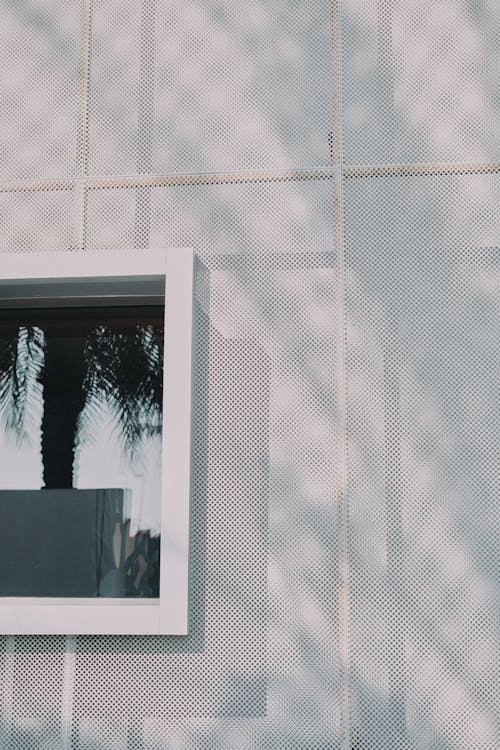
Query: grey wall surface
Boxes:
[{"xmin": 0, "ymin": 1, "xmax": 498, "ymax": 748}]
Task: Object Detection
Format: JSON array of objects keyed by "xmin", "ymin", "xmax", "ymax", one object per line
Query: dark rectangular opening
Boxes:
[{"xmin": 0, "ymin": 301, "xmax": 164, "ymax": 598}]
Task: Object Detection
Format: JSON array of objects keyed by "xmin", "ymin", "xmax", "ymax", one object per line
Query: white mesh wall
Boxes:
[
  {"xmin": 87, "ymin": 0, "xmax": 333, "ymax": 175},
  {"xmin": 0, "ymin": 0, "xmax": 80, "ymax": 181},
  {"xmin": 342, "ymin": 0, "xmax": 500, "ymax": 165},
  {"xmin": 0, "ymin": 1, "xmax": 499, "ymax": 749},
  {"xmin": 344, "ymin": 172, "xmax": 500, "ymax": 750}
]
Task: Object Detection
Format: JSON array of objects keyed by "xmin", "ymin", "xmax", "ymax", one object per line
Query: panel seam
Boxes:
[
  {"xmin": 332, "ymin": 1, "xmax": 352, "ymax": 748},
  {"xmin": 0, "ymin": 169, "xmax": 334, "ymax": 195}
]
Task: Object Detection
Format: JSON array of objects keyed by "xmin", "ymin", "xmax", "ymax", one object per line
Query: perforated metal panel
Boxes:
[
  {"xmin": 344, "ymin": 173, "xmax": 500, "ymax": 749},
  {"xmin": 88, "ymin": 0, "xmax": 333, "ymax": 175},
  {"xmin": 0, "ymin": 0, "xmax": 80, "ymax": 181},
  {"xmin": 342, "ymin": 0, "xmax": 500, "ymax": 165},
  {"xmin": 0, "ymin": 0, "xmax": 499, "ymax": 748}
]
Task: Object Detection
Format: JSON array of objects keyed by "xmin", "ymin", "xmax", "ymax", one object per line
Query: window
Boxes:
[{"xmin": 0, "ymin": 248, "xmax": 193, "ymax": 634}]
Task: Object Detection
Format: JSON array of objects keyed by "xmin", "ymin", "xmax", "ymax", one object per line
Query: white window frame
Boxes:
[{"xmin": 0, "ymin": 248, "xmax": 194, "ymax": 635}]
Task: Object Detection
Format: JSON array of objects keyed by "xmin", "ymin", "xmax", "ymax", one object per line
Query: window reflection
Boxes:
[{"xmin": 0, "ymin": 305, "xmax": 163, "ymax": 598}]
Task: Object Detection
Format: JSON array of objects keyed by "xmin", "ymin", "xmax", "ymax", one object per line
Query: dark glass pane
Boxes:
[{"xmin": 0, "ymin": 305, "xmax": 163, "ymax": 598}]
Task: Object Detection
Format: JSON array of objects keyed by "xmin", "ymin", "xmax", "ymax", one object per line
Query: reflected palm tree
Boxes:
[
  {"xmin": 0, "ymin": 307, "xmax": 164, "ymax": 597},
  {"xmin": 0, "ymin": 306, "xmax": 163, "ymax": 489}
]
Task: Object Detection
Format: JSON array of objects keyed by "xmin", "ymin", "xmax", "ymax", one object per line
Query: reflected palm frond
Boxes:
[
  {"xmin": 80, "ymin": 323, "xmax": 164, "ymax": 460},
  {"xmin": 0, "ymin": 325, "xmax": 45, "ymax": 445},
  {"xmin": 0, "ymin": 315, "xmax": 163, "ymax": 477}
]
